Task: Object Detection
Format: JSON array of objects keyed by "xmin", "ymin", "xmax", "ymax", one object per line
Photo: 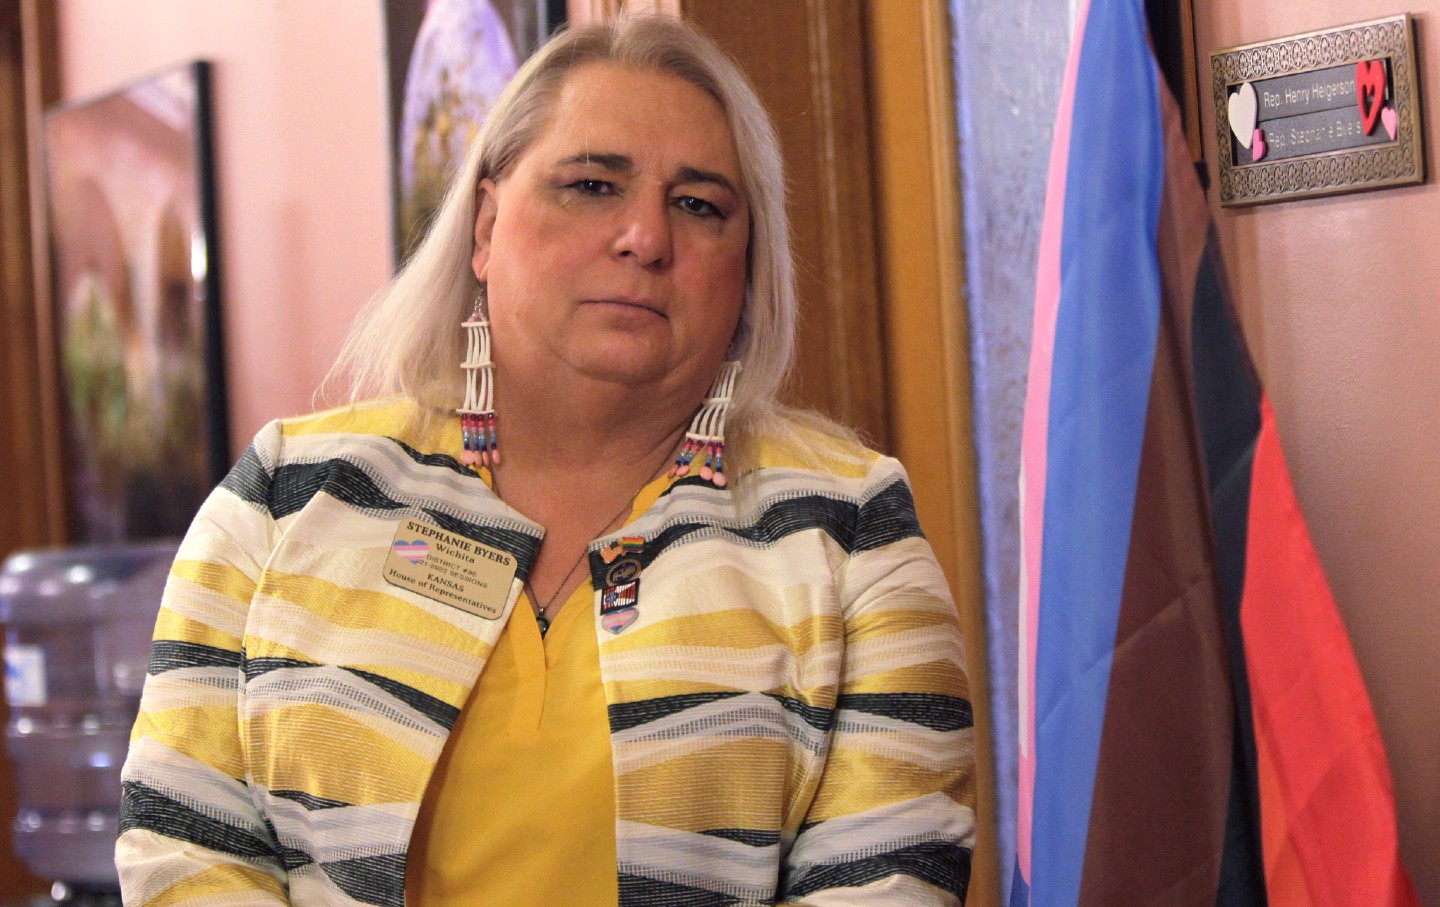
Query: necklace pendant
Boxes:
[{"xmin": 536, "ymin": 613, "xmax": 550, "ymax": 638}]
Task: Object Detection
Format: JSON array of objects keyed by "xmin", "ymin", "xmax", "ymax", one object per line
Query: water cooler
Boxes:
[{"xmin": 0, "ymin": 541, "xmax": 177, "ymax": 903}]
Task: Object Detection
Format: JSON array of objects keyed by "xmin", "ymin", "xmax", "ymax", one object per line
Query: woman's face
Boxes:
[{"xmin": 473, "ymin": 62, "xmax": 749, "ymax": 399}]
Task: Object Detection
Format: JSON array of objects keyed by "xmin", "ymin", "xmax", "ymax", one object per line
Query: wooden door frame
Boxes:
[
  {"xmin": 863, "ymin": 3, "xmax": 998, "ymax": 903},
  {"xmin": 0, "ymin": 0, "xmax": 65, "ymax": 550},
  {"xmin": 0, "ymin": 2, "xmax": 63, "ymax": 896}
]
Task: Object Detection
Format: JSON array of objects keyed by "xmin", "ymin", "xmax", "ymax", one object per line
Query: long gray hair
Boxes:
[{"xmin": 325, "ymin": 14, "xmax": 803, "ymax": 462}]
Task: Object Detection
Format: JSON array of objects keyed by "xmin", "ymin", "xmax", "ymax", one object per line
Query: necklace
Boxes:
[
  {"xmin": 526, "ymin": 493, "xmax": 636, "ymax": 638},
  {"xmin": 503, "ymin": 476, "xmax": 654, "ymax": 639},
  {"xmin": 492, "ymin": 429, "xmax": 686, "ymax": 639}
]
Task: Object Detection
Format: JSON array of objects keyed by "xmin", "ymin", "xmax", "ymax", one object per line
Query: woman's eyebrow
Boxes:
[
  {"xmin": 556, "ymin": 151, "xmax": 632, "ymax": 172},
  {"xmin": 676, "ymin": 166, "xmax": 738, "ymax": 196},
  {"xmin": 555, "ymin": 153, "xmax": 738, "ymax": 196}
]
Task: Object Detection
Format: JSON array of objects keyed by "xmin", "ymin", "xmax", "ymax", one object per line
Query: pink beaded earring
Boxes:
[
  {"xmin": 670, "ymin": 360, "xmax": 741, "ymax": 487},
  {"xmin": 458, "ymin": 288, "xmax": 499, "ymax": 468}
]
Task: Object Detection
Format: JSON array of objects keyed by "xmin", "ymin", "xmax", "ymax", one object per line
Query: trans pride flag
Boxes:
[{"xmin": 1012, "ymin": 0, "xmax": 1419, "ymax": 904}]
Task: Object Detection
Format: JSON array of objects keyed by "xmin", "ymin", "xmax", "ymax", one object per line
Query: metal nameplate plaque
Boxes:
[
  {"xmin": 384, "ymin": 518, "xmax": 516, "ymax": 619},
  {"xmin": 1211, "ymin": 15, "xmax": 1424, "ymax": 206}
]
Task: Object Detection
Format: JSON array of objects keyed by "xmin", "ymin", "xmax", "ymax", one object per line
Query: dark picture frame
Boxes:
[
  {"xmin": 382, "ymin": 0, "xmax": 567, "ymax": 266},
  {"xmin": 40, "ymin": 61, "xmax": 227, "ymax": 542},
  {"xmin": 1147, "ymin": 0, "xmax": 1203, "ymax": 162}
]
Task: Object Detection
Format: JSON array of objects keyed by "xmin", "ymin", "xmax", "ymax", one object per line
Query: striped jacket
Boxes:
[{"xmin": 118, "ymin": 400, "xmax": 976, "ymax": 905}]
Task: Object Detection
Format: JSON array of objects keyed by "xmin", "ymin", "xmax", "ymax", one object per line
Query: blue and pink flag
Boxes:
[{"xmin": 1013, "ymin": 0, "xmax": 1419, "ymax": 903}]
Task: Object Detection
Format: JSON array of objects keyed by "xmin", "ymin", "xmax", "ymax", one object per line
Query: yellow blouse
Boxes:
[
  {"xmin": 405, "ymin": 579, "xmax": 618, "ymax": 906},
  {"xmin": 405, "ymin": 473, "xmax": 675, "ymax": 906}
]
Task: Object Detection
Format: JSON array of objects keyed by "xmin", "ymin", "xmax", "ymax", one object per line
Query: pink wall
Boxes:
[
  {"xmin": 52, "ymin": 0, "xmax": 1438, "ymax": 897},
  {"xmin": 1195, "ymin": 4, "xmax": 1440, "ymax": 901},
  {"xmin": 56, "ymin": 0, "xmax": 393, "ymax": 452}
]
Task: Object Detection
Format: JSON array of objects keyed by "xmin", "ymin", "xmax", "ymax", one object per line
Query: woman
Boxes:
[{"xmin": 118, "ymin": 14, "xmax": 975, "ymax": 906}]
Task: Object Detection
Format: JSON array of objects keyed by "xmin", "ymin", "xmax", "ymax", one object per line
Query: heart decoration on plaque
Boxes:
[
  {"xmin": 1228, "ymin": 81, "xmax": 1258, "ymax": 149},
  {"xmin": 1381, "ymin": 106, "xmax": 1398, "ymax": 141},
  {"xmin": 1251, "ymin": 129, "xmax": 1268, "ymax": 162},
  {"xmin": 1355, "ymin": 59, "xmax": 1387, "ymax": 136},
  {"xmin": 392, "ymin": 539, "xmax": 430, "ymax": 564}
]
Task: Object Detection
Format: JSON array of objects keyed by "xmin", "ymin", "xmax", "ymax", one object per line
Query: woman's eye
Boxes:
[
  {"xmin": 569, "ymin": 179, "xmax": 614, "ymax": 195},
  {"xmin": 675, "ymin": 195, "xmax": 722, "ymax": 218}
]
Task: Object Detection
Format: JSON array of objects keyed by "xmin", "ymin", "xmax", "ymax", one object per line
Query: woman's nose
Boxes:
[{"xmin": 613, "ymin": 194, "xmax": 673, "ymax": 269}]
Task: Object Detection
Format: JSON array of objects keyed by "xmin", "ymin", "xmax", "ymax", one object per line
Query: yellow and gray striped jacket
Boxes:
[{"xmin": 118, "ymin": 400, "xmax": 975, "ymax": 906}]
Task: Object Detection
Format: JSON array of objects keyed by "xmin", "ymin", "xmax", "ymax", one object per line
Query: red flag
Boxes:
[{"xmin": 1243, "ymin": 399, "xmax": 1419, "ymax": 906}]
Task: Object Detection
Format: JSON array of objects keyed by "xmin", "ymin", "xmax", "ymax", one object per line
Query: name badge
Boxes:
[{"xmin": 384, "ymin": 518, "xmax": 516, "ymax": 619}]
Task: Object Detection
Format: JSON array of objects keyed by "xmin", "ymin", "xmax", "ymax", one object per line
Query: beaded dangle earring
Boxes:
[
  {"xmin": 458, "ymin": 288, "xmax": 499, "ymax": 468},
  {"xmin": 670, "ymin": 360, "xmax": 741, "ymax": 487}
]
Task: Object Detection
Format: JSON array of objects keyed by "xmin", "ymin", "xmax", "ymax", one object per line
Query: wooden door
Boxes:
[
  {"xmin": 0, "ymin": 2, "xmax": 64, "ymax": 897},
  {"xmin": 570, "ymin": 2, "xmax": 998, "ymax": 902}
]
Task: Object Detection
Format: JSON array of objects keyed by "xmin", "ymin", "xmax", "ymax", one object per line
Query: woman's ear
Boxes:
[{"xmin": 471, "ymin": 178, "xmax": 499, "ymax": 283}]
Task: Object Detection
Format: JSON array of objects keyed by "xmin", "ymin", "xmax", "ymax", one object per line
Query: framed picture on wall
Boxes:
[
  {"xmin": 382, "ymin": 0, "xmax": 567, "ymax": 266},
  {"xmin": 40, "ymin": 61, "xmax": 228, "ymax": 542}
]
